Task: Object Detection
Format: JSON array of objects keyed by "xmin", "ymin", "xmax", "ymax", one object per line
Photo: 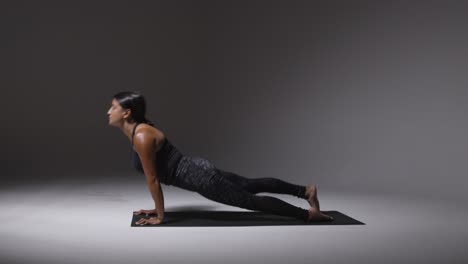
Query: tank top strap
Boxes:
[{"xmin": 131, "ymin": 123, "xmax": 141, "ymax": 146}]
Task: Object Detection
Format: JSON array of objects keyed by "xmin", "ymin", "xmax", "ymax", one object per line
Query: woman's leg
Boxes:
[
  {"xmin": 218, "ymin": 169, "xmax": 323, "ymax": 212},
  {"xmin": 174, "ymin": 157, "xmax": 331, "ymax": 221},
  {"xmin": 217, "ymin": 169, "xmax": 308, "ymax": 199},
  {"xmin": 197, "ymin": 174, "xmax": 310, "ymax": 221}
]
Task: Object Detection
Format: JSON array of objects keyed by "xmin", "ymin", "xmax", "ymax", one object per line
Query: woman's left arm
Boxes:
[{"xmin": 133, "ymin": 132, "xmax": 165, "ymax": 222}]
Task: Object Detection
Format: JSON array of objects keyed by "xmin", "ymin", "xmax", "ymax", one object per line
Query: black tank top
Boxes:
[{"xmin": 131, "ymin": 123, "xmax": 184, "ymax": 185}]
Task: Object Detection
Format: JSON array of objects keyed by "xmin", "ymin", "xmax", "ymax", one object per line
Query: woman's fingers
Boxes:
[
  {"xmin": 133, "ymin": 209, "xmax": 156, "ymax": 215},
  {"xmin": 136, "ymin": 218, "xmax": 147, "ymax": 225},
  {"xmin": 135, "ymin": 217, "xmax": 162, "ymax": 225}
]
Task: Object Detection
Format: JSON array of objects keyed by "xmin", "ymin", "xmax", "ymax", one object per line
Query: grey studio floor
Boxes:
[{"xmin": 0, "ymin": 176, "xmax": 466, "ymax": 264}]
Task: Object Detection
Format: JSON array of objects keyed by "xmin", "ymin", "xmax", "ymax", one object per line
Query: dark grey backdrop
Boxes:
[{"xmin": 2, "ymin": 1, "xmax": 467, "ymax": 202}]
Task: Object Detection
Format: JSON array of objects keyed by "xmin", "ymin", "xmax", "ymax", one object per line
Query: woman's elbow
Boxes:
[{"xmin": 146, "ymin": 175, "xmax": 160, "ymax": 185}]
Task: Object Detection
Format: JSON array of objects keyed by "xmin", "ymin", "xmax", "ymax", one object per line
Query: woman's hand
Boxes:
[
  {"xmin": 135, "ymin": 217, "xmax": 163, "ymax": 225},
  {"xmin": 133, "ymin": 209, "xmax": 157, "ymax": 216}
]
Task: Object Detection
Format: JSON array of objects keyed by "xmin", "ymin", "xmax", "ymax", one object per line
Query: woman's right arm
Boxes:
[{"xmin": 133, "ymin": 131, "xmax": 165, "ymax": 221}]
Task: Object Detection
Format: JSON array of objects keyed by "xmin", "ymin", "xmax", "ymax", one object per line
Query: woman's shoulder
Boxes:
[{"xmin": 136, "ymin": 123, "xmax": 166, "ymax": 146}]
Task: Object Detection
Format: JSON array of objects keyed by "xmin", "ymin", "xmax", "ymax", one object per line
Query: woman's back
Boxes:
[{"xmin": 131, "ymin": 123, "xmax": 184, "ymax": 185}]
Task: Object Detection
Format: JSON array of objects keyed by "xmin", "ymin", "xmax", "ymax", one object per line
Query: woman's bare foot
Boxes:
[
  {"xmin": 305, "ymin": 185, "xmax": 320, "ymax": 211},
  {"xmin": 307, "ymin": 207, "xmax": 333, "ymax": 222}
]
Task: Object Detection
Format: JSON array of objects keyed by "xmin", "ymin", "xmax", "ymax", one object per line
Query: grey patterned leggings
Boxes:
[{"xmin": 173, "ymin": 156, "xmax": 309, "ymax": 221}]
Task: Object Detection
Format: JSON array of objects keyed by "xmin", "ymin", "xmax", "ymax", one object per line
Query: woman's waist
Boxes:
[{"xmin": 174, "ymin": 156, "xmax": 217, "ymax": 178}]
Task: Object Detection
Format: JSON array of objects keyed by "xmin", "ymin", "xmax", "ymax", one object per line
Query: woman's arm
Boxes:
[{"xmin": 133, "ymin": 131, "xmax": 165, "ymax": 221}]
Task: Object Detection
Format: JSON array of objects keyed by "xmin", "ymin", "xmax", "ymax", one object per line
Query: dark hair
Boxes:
[{"xmin": 112, "ymin": 91, "xmax": 155, "ymax": 126}]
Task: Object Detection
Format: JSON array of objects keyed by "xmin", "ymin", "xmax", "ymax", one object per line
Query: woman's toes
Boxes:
[
  {"xmin": 320, "ymin": 212, "xmax": 333, "ymax": 221},
  {"xmin": 308, "ymin": 207, "xmax": 333, "ymax": 222}
]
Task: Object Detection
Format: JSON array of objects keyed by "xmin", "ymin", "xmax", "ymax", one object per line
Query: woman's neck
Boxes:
[{"xmin": 121, "ymin": 121, "xmax": 139, "ymax": 142}]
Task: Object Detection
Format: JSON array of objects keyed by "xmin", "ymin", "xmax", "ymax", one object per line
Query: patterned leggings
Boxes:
[{"xmin": 173, "ymin": 156, "xmax": 309, "ymax": 221}]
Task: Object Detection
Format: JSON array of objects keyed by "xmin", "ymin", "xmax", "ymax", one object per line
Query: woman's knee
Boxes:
[{"xmin": 203, "ymin": 185, "xmax": 255, "ymax": 209}]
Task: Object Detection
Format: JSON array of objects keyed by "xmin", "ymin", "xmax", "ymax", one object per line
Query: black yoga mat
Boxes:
[{"xmin": 131, "ymin": 210, "xmax": 365, "ymax": 227}]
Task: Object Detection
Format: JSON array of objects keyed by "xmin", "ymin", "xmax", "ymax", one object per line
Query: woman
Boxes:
[{"xmin": 107, "ymin": 91, "xmax": 333, "ymax": 225}]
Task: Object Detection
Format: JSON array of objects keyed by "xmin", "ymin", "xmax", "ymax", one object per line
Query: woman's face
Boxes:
[{"xmin": 107, "ymin": 99, "xmax": 129, "ymax": 126}]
